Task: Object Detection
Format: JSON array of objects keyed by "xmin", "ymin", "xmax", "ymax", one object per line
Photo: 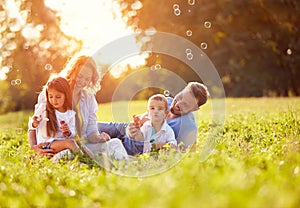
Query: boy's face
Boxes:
[{"xmin": 148, "ymin": 99, "xmax": 167, "ymax": 123}]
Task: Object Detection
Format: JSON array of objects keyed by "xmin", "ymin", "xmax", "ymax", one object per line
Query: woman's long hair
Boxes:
[
  {"xmin": 59, "ymin": 55, "xmax": 100, "ymax": 94},
  {"xmin": 45, "ymin": 76, "xmax": 72, "ymax": 137}
]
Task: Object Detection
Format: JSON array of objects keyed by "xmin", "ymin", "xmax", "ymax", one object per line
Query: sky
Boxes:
[
  {"xmin": 44, "ymin": 0, "xmax": 146, "ymax": 76},
  {"xmin": 1, "ymin": 0, "xmax": 146, "ymax": 80}
]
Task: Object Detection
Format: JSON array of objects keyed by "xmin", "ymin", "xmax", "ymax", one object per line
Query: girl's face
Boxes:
[
  {"xmin": 75, "ymin": 64, "xmax": 94, "ymax": 90},
  {"xmin": 47, "ymin": 88, "xmax": 66, "ymax": 112},
  {"xmin": 148, "ymin": 99, "xmax": 167, "ymax": 124}
]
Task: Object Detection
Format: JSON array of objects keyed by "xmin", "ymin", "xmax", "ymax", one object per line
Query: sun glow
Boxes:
[{"xmin": 45, "ymin": 0, "xmax": 146, "ymax": 75}]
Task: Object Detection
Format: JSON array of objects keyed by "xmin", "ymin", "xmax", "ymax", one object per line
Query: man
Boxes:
[{"xmin": 97, "ymin": 82, "xmax": 209, "ymax": 155}]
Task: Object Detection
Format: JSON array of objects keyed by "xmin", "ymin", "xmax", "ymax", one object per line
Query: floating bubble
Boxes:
[
  {"xmin": 10, "ymin": 80, "xmax": 16, "ymax": 86},
  {"xmin": 287, "ymin": 48, "xmax": 292, "ymax": 55},
  {"xmin": 150, "ymin": 64, "xmax": 162, "ymax": 71},
  {"xmin": 164, "ymin": 90, "xmax": 170, "ymax": 97},
  {"xmin": 188, "ymin": 0, "xmax": 195, "ymax": 6},
  {"xmin": 186, "ymin": 53, "xmax": 193, "ymax": 60},
  {"xmin": 150, "ymin": 65, "xmax": 156, "ymax": 71},
  {"xmin": 185, "ymin": 48, "xmax": 192, "ymax": 54},
  {"xmin": 154, "ymin": 64, "xmax": 161, "ymax": 70},
  {"xmin": 204, "ymin": 21, "xmax": 212, "ymax": 29},
  {"xmin": 174, "ymin": 9, "xmax": 181, "ymax": 16},
  {"xmin": 15, "ymin": 79, "xmax": 22, "ymax": 85},
  {"xmin": 173, "ymin": 4, "xmax": 179, "ymax": 10},
  {"xmin": 186, "ymin": 30, "xmax": 193, "ymax": 37},
  {"xmin": 201, "ymin": 42, "xmax": 208, "ymax": 50},
  {"xmin": 44, "ymin": 64, "xmax": 53, "ymax": 71}
]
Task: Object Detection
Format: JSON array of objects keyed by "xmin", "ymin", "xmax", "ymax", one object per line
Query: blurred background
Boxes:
[{"xmin": 0, "ymin": 0, "xmax": 299, "ymax": 114}]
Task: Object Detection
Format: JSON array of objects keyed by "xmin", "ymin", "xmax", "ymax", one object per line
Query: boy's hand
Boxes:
[{"xmin": 133, "ymin": 115, "xmax": 141, "ymax": 129}]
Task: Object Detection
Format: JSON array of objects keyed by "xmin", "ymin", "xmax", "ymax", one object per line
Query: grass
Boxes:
[{"xmin": 0, "ymin": 98, "xmax": 299, "ymax": 208}]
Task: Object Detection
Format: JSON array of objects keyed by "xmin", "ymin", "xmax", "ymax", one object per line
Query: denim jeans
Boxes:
[{"xmin": 97, "ymin": 122, "xmax": 144, "ymax": 155}]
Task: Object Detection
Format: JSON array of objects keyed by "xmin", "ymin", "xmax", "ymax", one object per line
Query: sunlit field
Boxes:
[{"xmin": 0, "ymin": 98, "xmax": 299, "ymax": 208}]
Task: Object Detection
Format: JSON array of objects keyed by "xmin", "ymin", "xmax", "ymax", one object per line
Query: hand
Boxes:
[
  {"xmin": 60, "ymin": 121, "xmax": 71, "ymax": 137},
  {"xmin": 32, "ymin": 115, "xmax": 41, "ymax": 128},
  {"xmin": 31, "ymin": 142, "xmax": 55, "ymax": 158},
  {"xmin": 126, "ymin": 122, "xmax": 140, "ymax": 138},
  {"xmin": 133, "ymin": 115, "xmax": 141, "ymax": 129},
  {"xmin": 98, "ymin": 132, "xmax": 111, "ymax": 143},
  {"xmin": 133, "ymin": 113, "xmax": 149, "ymax": 128}
]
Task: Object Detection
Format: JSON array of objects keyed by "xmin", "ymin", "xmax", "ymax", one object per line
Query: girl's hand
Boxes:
[
  {"xmin": 60, "ymin": 121, "xmax": 71, "ymax": 137},
  {"xmin": 31, "ymin": 142, "xmax": 55, "ymax": 158},
  {"xmin": 32, "ymin": 115, "xmax": 41, "ymax": 128}
]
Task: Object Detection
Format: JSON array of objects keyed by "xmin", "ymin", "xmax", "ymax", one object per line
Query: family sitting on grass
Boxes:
[{"xmin": 27, "ymin": 55, "xmax": 209, "ymax": 163}]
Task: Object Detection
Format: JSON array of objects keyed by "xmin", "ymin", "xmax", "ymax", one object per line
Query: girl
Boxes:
[
  {"xmin": 28, "ymin": 55, "xmax": 128, "ymax": 161},
  {"xmin": 29, "ymin": 76, "xmax": 88, "ymax": 157}
]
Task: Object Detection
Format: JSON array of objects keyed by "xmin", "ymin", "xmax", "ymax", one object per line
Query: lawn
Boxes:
[{"xmin": 0, "ymin": 98, "xmax": 299, "ymax": 208}]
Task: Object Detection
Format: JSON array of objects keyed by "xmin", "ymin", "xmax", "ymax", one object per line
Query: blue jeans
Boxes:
[{"xmin": 97, "ymin": 122, "xmax": 144, "ymax": 155}]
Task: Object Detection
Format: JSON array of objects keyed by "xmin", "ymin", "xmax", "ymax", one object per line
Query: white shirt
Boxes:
[
  {"xmin": 141, "ymin": 120, "xmax": 177, "ymax": 153},
  {"xmin": 28, "ymin": 89, "xmax": 98, "ymax": 142},
  {"xmin": 33, "ymin": 109, "xmax": 76, "ymax": 144}
]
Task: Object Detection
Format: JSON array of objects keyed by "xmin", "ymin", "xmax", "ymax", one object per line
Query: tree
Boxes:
[
  {"xmin": 0, "ymin": 0, "xmax": 81, "ymax": 112},
  {"xmin": 113, "ymin": 0, "xmax": 300, "ymax": 96}
]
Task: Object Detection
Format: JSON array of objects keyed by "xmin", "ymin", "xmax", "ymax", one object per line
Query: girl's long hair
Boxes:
[{"xmin": 45, "ymin": 76, "xmax": 72, "ymax": 137}]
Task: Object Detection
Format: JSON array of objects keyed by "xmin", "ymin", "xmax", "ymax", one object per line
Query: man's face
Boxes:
[{"xmin": 170, "ymin": 89, "xmax": 199, "ymax": 116}]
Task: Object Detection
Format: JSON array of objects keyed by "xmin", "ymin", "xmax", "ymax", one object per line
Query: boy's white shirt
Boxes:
[{"xmin": 141, "ymin": 120, "xmax": 177, "ymax": 153}]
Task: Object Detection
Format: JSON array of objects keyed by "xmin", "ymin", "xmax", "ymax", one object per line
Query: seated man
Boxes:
[{"xmin": 97, "ymin": 82, "xmax": 209, "ymax": 155}]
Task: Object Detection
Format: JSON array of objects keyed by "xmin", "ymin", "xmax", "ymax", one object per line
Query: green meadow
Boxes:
[{"xmin": 0, "ymin": 98, "xmax": 299, "ymax": 208}]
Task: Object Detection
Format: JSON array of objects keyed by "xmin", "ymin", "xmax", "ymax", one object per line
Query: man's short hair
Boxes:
[{"xmin": 187, "ymin": 82, "xmax": 210, "ymax": 107}]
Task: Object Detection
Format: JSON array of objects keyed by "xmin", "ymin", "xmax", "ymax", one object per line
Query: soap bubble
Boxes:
[
  {"xmin": 200, "ymin": 42, "xmax": 208, "ymax": 50},
  {"xmin": 164, "ymin": 90, "xmax": 170, "ymax": 97},
  {"xmin": 186, "ymin": 53, "xmax": 193, "ymax": 60},
  {"xmin": 204, "ymin": 21, "xmax": 212, "ymax": 29},
  {"xmin": 186, "ymin": 30, "xmax": 193, "ymax": 37},
  {"xmin": 44, "ymin": 64, "xmax": 53, "ymax": 71}
]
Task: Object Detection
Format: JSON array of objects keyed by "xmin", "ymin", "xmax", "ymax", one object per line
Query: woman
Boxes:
[{"xmin": 28, "ymin": 55, "xmax": 128, "ymax": 161}]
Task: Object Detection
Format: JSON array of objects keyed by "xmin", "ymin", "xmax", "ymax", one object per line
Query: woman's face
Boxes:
[{"xmin": 75, "ymin": 65, "xmax": 93, "ymax": 90}]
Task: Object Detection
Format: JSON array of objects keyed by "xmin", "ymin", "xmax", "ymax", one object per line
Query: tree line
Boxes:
[{"xmin": 0, "ymin": 0, "xmax": 299, "ymax": 113}]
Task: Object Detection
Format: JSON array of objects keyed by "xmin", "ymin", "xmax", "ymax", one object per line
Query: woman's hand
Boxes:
[
  {"xmin": 31, "ymin": 142, "xmax": 55, "ymax": 158},
  {"xmin": 97, "ymin": 132, "xmax": 111, "ymax": 143}
]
